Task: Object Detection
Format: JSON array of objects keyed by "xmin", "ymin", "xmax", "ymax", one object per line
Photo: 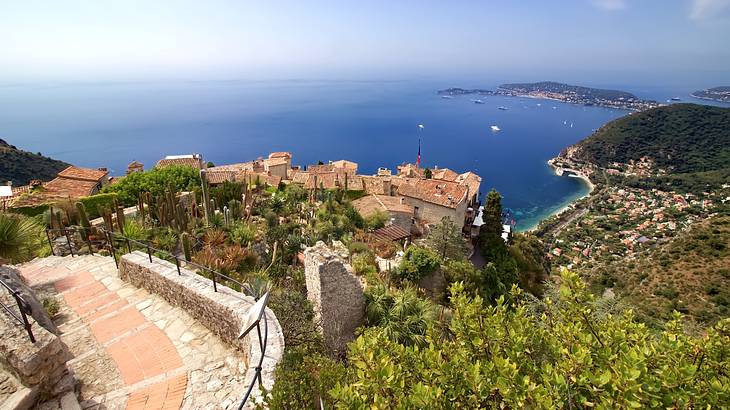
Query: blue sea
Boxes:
[{"xmin": 0, "ymin": 80, "xmax": 725, "ymax": 230}]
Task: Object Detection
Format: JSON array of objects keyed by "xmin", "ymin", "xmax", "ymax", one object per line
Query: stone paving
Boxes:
[{"xmin": 18, "ymin": 254, "xmax": 251, "ymax": 409}]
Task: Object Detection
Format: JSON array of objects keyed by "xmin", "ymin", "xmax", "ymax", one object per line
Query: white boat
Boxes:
[
  {"xmin": 536, "ymin": 103, "xmax": 542, "ymax": 107},
  {"xmin": 497, "ymin": 106, "xmax": 508, "ymax": 110},
  {"xmin": 563, "ymin": 120, "xmax": 567, "ymax": 125},
  {"xmin": 441, "ymin": 95, "xmax": 453, "ymax": 99},
  {"xmin": 472, "ymin": 99, "xmax": 485, "ymax": 104},
  {"xmin": 490, "ymin": 125, "xmax": 501, "ymax": 132}
]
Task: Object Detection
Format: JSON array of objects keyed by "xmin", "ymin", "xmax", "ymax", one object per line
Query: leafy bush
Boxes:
[
  {"xmin": 397, "ymin": 246, "xmax": 440, "ymax": 282},
  {"xmin": 102, "ymin": 165, "xmax": 200, "ymax": 206},
  {"xmin": 333, "ymin": 271, "xmax": 730, "ymax": 408}
]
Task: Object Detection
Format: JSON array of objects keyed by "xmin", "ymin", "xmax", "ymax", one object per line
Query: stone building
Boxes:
[{"xmin": 155, "ymin": 154, "xmax": 206, "ymax": 170}]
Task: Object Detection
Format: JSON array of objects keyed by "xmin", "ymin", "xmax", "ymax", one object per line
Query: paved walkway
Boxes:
[{"xmin": 19, "ymin": 255, "xmax": 249, "ymax": 410}]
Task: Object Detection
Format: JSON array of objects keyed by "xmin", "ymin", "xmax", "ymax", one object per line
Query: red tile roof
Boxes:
[
  {"xmin": 156, "ymin": 158, "xmax": 204, "ymax": 169},
  {"xmin": 397, "ymin": 179, "xmax": 468, "ymax": 209},
  {"xmin": 269, "ymin": 152, "xmax": 292, "ymax": 159},
  {"xmin": 57, "ymin": 166, "xmax": 108, "ymax": 182}
]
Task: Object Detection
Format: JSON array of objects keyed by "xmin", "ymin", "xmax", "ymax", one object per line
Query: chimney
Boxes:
[
  {"xmin": 98, "ymin": 167, "xmax": 108, "ymax": 172},
  {"xmin": 400, "ymin": 197, "xmax": 405, "ymax": 204}
]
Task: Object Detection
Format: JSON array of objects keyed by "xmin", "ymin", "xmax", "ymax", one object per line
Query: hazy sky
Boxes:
[{"xmin": 1, "ymin": 0, "xmax": 729, "ymax": 84}]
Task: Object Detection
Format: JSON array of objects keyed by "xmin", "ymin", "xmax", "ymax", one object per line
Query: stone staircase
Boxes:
[{"xmin": 12, "ymin": 253, "xmax": 250, "ymax": 410}]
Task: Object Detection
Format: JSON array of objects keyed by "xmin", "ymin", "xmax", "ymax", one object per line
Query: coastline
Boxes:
[{"xmin": 520, "ymin": 160, "xmax": 595, "ymax": 232}]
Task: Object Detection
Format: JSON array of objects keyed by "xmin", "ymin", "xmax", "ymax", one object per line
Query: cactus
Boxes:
[
  {"xmin": 56, "ymin": 210, "xmax": 64, "ymax": 229},
  {"xmin": 200, "ymin": 170, "xmax": 212, "ymax": 226},
  {"xmin": 116, "ymin": 206, "xmax": 126, "ymax": 232},
  {"xmin": 76, "ymin": 202, "xmax": 91, "ymax": 240},
  {"xmin": 137, "ymin": 194, "xmax": 146, "ymax": 226},
  {"xmin": 182, "ymin": 232, "xmax": 191, "ymax": 261},
  {"xmin": 228, "ymin": 199, "xmax": 242, "ymax": 220},
  {"xmin": 223, "ymin": 206, "xmax": 230, "ymax": 227}
]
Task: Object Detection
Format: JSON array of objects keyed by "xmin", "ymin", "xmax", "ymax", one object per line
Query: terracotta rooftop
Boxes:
[
  {"xmin": 397, "ymin": 179, "xmax": 468, "ymax": 209},
  {"xmin": 205, "ymin": 170, "xmax": 238, "ymax": 185},
  {"xmin": 57, "ymin": 166, "xmax": 108, "ymax": 182},
  {"xmin": 352, "ymin": 195, "xmax": 413, "ymax": 217},
  {"xmin": 431, "ymin": 168, "xmax": 459, "ymax": 182},
  {"xmin": 268, "ymin": 152, "xmax": 292, "ymax": 159},
  {"xmin": 156, "ymin": 157, "xmax": 204, "ymax": 169}
]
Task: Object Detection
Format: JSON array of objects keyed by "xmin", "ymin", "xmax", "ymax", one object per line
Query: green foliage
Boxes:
[
  {"xmin": 229, "ymin": 222, "xmax": 257, "ymax": 246},
  {"xmin": 352, "ymin": 251, "xmax": 377, "ymax": 275},
  {"xmin": 266, "ymin": 347, "xmax": 348, "ymax": 409},
  {"xmin": 210, "ymin": 181, "xmax": 243, "ymax": 212},
  {"xmin": 42, "ymin": 297, "xmax": 60, "ymax": 317},
  {"xmin": 102, "ymin": 165, "xmax": 201, "ymax": 206},
  {"xmin": 121, "ymin": 220, "xmax": 147, "ymax": 241},
  {"xmin": 576, "ymin": 103, "xmax": 730, "ymax": 190},
  {"xmin": 0, "ymin": 212, "xmax": 47, "ymax": 263},
  {"xmin": 443, "ymin": 257, "xmax": 518, "ymax": 304},
  {"xmin": 398, "ymin": 246, "xmax": 440, "ymax": 282},
  {"xmin": 10, "ymin": 203, "xmax": 51, "ymax": 218},
  {"xmin": 78, "ymin": 193, "xmax": 118, "ymax": 219},
  {"xmin": 365, "ymin": 282, "xmax": 437, "ymax": 347},
  {"xmin": 364, "ymin": 210, "xmax": 388, "ymax": 230},
  {"xmin": 0, "ymin": 138, "xmax": 69, "ymax": 185},
  {"xmin": 423, "ymin": 167, "xmax": 432, "ymax": 179},
  {"xmin": 424, "ymin": 216, "xmax": 467, "ymax": 260},
  {"xmin": 480, "ymin": 189, "xmax": 508, "ymax": 261},
  {"xmin": 333, "ymin": 271, "xmax": 730, "ymax": 408}
]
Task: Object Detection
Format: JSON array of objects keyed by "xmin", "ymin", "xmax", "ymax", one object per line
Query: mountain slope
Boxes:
[
  {"xmin": 573, "ymin": 103, "xmax": 730, "ymax": 174},
  {"xmin": 0, "ymin": 139, "xmax": 69, "ymax": 185}
]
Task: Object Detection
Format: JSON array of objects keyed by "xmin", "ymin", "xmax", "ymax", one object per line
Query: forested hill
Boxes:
[
  {"xmin": 0, "ymin": 138, "xmax": 69, "ymax": 185},
  {"xmin": 573, "ymin": 103, "xmax": 730, "ymax": 181}
]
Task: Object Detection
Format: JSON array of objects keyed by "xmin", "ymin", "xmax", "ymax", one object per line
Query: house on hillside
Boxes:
[
  {"xmin": 396, "ymin": 179, "xmax": 470, "ymax": 227},
  {"xmin": 8, "ymin": 166, "xmax": 110, "ymax": 208},
  {"xmin": 352, "ymin": 194, "xmax": 415, "ymax": 232},
  {"xmin": 156, "ymin": 154, "xmax": 206, "ymax": 170}
]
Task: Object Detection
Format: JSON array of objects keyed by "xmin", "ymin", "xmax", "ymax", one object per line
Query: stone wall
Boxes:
[
  {"xmin": 303, "ymin": 242, "xmax": 365, "ymax": 355},
  {"xmin": 118, "ymin": 252, "xmax": 284, "ymax": 407},
  {"xmin": 405, "ymin": 196, "xmax": 468, "ymax": 226},
  {"xmin": 0, "ymin": 267, "xmax": 75, "ymax": 407}
]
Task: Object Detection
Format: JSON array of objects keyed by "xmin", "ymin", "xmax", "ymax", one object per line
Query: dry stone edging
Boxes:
[{"xmin": 118, "ymin": 251, "xmax": 284, "ymax": 408}]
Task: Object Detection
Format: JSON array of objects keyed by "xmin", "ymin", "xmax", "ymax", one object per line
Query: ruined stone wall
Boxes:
[
  {"xmin": 303, "ymin": 242, "xmax": 365, "ymax": 355},
  {"xmin": 118, "ymin": 252, "xmax": 284, "ymax": 404},
  {"xmin": 0, "ymin": 267, "xmax": 74, "ymax": 406}
]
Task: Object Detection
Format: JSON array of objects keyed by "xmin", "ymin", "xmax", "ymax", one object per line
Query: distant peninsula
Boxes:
[
  {"xmin": 438, "ymin": 81, "xmax": 662, "ymax": 111},
  {"xmin": 691, "ymin": 86, "xmax": 730, "ymax": 103}
]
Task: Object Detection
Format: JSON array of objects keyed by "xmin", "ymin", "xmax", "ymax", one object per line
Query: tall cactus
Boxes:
[
  {"xmin": 76, "ymin": 202, "xmax": 91, "ymax": 241},
  {"xmin": 200, "ymin": 169, "xmax": 212, "ymax": 226},
  {"xmin": 181, "ymin": 232, "xmax": 191, "ymax": 261}
]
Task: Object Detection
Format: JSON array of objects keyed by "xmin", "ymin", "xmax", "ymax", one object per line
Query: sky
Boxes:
[{"xmin": 1, "ymin": 0, "xmax": 729, "ymax": 85}]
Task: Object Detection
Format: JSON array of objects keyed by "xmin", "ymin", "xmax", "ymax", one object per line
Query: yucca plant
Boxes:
[
  {"xmin": 0, "ymin": 213, "xmax": 43, "ymax": 263},
  {"xmin": 364, "ymin": 283, "xmax": 436, "ymax": 347}
]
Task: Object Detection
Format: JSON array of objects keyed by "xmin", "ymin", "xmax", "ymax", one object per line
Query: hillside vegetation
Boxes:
[
  {"xmin": 588, "ymin": 214, "xmax": 730, "ymax": 327},
  {"xmin": 575, "ymin": 104, "xmax": 730, "ymax": 177},
  {"xmin": 0, "ymin": 139, "xmax": 69, "ymax": 185}
]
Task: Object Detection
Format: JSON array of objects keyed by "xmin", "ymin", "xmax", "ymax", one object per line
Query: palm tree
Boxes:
[{"xmin": 0, "ymin": 213, "xmax": 42, "ymax": 263}]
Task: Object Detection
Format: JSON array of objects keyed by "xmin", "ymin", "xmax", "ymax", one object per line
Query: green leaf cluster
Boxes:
[{"xmin": 332, "ymin": 270, "xmax": 730, "ymax": 408}]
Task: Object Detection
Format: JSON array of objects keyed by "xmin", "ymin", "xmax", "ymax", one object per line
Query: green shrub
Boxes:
[{"xmin": 398, "ymin": 246, "xmax": 440, "ymax": 282}]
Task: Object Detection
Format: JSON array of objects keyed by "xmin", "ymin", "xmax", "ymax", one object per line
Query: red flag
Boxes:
[{"xmin": 416, "ymin": 138, "xmax": 421, "ymax": 168}]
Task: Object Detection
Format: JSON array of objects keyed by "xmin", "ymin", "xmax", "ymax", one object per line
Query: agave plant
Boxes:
[
  {"xmin": 0, "ymin": 213, "xmax": 43, "ymax": 263},
  {"xmin": 243, "ymin": 274, "xmax": 272, "ymax": 301},
  {"xmin": 364, "ymin": 283, "xmax": 436, "ymax": 347}
]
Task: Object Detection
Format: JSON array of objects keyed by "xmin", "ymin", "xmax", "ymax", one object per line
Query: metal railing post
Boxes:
[
  {"xmin": 46, "ymin": 230, "xmax": 55, "ymax": 256},
  {"xmin": 146, "ymin": 244, "xmax": 152, "ymax": 263},
  {"xmin": 107, "ymin": 231, "xmax": 118, "ymax": 269},
  {"xmin": 212, "ymin": 271, "xmax": 218, "ymax": 292},
  {"xmin": 126, "ymin": 238, "xmax": 132, "ymax": 254},
  {"xmin": 175, "ymin": 257, "xmax": 181, "ymax": 275},
  {"xmin": 15, "ymin": 294, "xmax": 35, "ymax": 343},
  {"xmin": 64, "ymin": 229, "xmax": 74, "ymax": 257}
]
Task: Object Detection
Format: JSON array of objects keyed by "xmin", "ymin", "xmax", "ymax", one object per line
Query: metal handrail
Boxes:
[
  {"xmin": 0, "ymin": 276, "xmax": 36, "ymax": 343},
  {"xmin": 46, "ymin": 225, "xmax": 270, "ymax": 408},
  {"xmin": 46, "ymin": 227, "xmax": 248, "ymax": 292}
]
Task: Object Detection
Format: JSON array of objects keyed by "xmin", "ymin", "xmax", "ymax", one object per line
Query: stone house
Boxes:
[
  {"xmin": 396, "ymin": 179, "xmax": 470, "ymax": 226},
  {"xmin": 352, "ymin": 194, "xmax": 415, "ymax": 231}
]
